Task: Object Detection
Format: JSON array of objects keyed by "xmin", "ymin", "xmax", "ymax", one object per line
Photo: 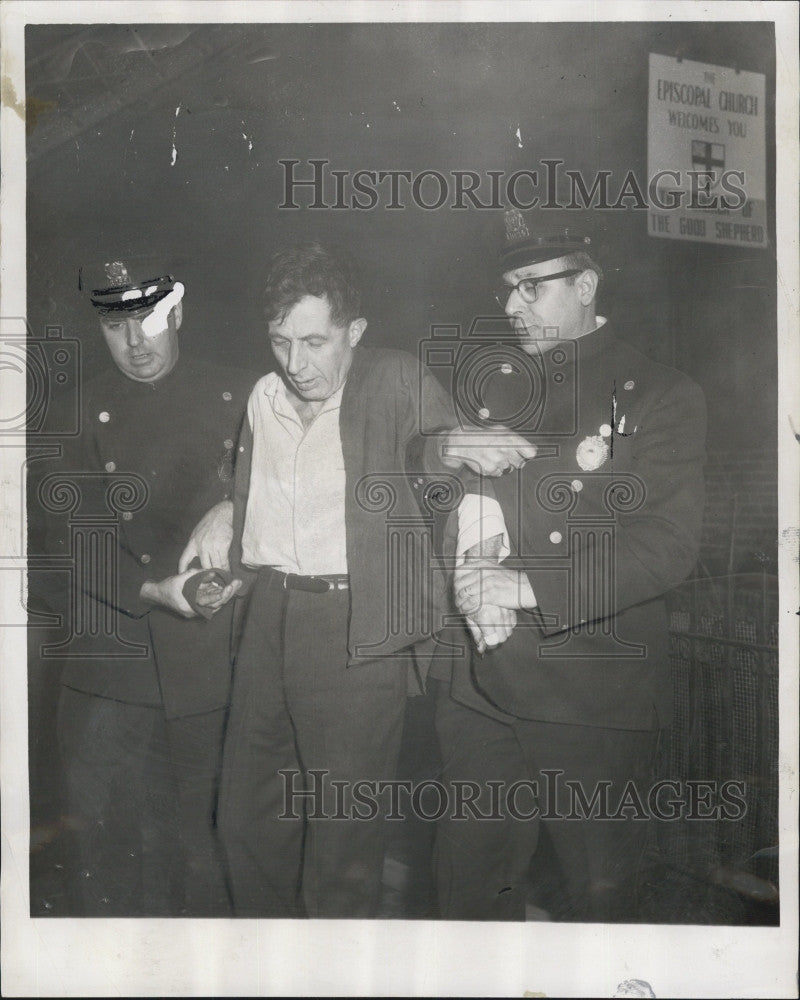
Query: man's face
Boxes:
[
  {"xmin": 267, "ymin": 294, "xmax": 365, "ymax": 403},
  {"xmin": 99, "ymin": 303, "xmax": 181, "ymax": 383},
  {"xmin": 501, "ymin": 257, "xmax": 593, "ymax": 354}
]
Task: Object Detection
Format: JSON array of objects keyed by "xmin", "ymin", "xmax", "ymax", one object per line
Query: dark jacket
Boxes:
[
  {"xmin": 33, "ymin": 356, "xmax": 256, "ymax": 717},
  {"xmin": 229, "ymin": 345, "xmax": 464, "ymax": 690}
]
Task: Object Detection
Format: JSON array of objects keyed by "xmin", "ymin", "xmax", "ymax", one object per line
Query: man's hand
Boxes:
[
  {"xmin": 464, "ymin": 604, "xmax": 518, "ymax": 654},
  {"xmin": 192, "ymin": 570, "xmax": 243, "ymax": 616},
  {"xmin": 139, "ymin": 570, "xmax": 241, "ymax": 618},
  {"xmin": 455, "ymin": 533, "xmax": 518, "ymax": 652},
  {"xmin": 440, "ymin": 425, "xmax": 536, "ymax": 477},
  {"xmin": 455, "ymin": 563, "xmax": 537, "ymax": 617},
  {"xmin": 141, "ymin": 570, "xmax": 203, "ymax": 618},
  {"xmin": 178, "ymin": 500, "xmax": 234, "ymax": 572},
  {"xmin": 455, "ymin": 559, "xmax": 518, "ymax": 653}
]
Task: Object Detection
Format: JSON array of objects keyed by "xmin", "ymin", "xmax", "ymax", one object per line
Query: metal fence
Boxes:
[{"xmin": 656, "ymin": 572, "xmax": 779, "ymax": 910}]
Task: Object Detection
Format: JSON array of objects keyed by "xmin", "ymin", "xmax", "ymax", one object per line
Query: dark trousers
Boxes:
[
  {"xmin": 57, "ymin": 686, "xmax": 229, "ymax": 916},
  {"xmin": 433, "ymin": 681, "xmax": 658, "ymax": 922},
  {"xmin": 217, "ymin": 570, "xmax": 408, "ymax": 918}
]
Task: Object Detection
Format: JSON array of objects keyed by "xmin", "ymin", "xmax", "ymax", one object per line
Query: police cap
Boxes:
[
  {"xmin": 499, "ymin": 207, "xmax": 598, "ymax": 272},
  {"xmin": 81, "ymin": 257, "xmax": 178, "ymax": 314}
]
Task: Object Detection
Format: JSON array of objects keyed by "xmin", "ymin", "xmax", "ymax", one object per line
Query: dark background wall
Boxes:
[{"xmin": 26, "ymin": 20, "xmax": 778, "ymax": 572}]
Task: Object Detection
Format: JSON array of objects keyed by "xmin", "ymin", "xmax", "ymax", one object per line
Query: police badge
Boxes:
[{"xmin": 576, "ymin": 434, "xmax": 610, "ymax": 471}]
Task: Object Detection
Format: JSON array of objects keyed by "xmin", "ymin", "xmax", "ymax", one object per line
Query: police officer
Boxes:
[
  {"xmin": 434, "ymin": 210, "xmax": 707, "ymax": 921},
  {"xmin": 43, "ymin": 257, "xmax": 255, "ymax": 915}
]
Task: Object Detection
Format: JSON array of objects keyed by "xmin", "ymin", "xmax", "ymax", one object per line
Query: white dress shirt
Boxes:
[{"xmin": 241, "ymin": 373, "xmax": 348, "ymax": 574}]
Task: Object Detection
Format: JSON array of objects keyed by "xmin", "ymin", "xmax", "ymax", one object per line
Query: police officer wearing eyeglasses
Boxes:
[{"xmin": 433, "ymin": 209, "xmax": 707, "ymax": 922}]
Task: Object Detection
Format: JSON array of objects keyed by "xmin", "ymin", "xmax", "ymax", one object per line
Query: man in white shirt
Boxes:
[{"xmin": 212, "ymin": 241, "xmax": 534, "ymax": 918}]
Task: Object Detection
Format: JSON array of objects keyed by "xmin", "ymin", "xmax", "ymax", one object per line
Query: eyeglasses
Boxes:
[{"xmin": 494, "ymin": 269, "xmax": 583, "ymax": 309}]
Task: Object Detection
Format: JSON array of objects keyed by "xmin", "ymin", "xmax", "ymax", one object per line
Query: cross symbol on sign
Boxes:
[{"xmin": 691, "ymin": 140, "xmax": 726, "ymax": 188}]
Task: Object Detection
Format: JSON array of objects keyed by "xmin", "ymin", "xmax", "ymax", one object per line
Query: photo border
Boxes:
[{"xmin": 2, "ymin": 2, "xmax": 797, "ymax": 996}]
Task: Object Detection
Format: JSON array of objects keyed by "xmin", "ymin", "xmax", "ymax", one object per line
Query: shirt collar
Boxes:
[{"xmin": 264, "ymin": 371, "xmax": 346, "ymax": 423}]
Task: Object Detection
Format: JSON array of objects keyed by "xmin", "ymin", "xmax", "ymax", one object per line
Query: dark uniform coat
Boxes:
[
  {"xmin": 454, "ymin": 322, "xmax": 707, "ymax": 730},
  {"xmin": 42, "ymin": 357, "xmax": 256, "ymax": 717}
]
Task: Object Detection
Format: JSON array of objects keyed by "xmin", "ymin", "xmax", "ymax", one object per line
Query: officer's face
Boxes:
[
  {"xmin": 502, "ymin": 258, "xmax": 594, "ymax": 353},
  {"xmin": 99, "ymin": 304, "xmax": 181, "ymax": 383},
  {"xmin": 268, "ymin": 295, "xmax": 366, "ymax": 403}
]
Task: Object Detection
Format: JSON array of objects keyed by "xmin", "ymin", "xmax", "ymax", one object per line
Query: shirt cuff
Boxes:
[{"xmin": 456, "ymin": 494, "xmax": 510, "ymax": 566}]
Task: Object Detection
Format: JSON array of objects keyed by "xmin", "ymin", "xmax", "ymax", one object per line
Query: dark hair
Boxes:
[
  {"xmin": 263, "ymin": 241, "xmax": 362, "ymax": 326},
  {"xmin": 559, "ymin": 250, "xmax": 604, "ymax": 284}
]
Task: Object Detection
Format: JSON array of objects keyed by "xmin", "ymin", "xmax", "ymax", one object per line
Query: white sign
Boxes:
[{"xmin": 648, "ymin": 53, "xmax": 767, "ymax": 246}]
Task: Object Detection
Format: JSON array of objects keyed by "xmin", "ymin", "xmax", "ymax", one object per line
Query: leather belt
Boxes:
[{"xmin": 271, "ymin": 569, "xmax": 350, "ymax": 593}]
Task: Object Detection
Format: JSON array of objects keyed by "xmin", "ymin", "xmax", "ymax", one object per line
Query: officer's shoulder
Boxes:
[
  {"xmin": 80, "ymin": 366, "xmax": 124, "ymax": 410},
  {"xmin": 609, "ymin": 335, "xmax": 701, "ymax": 399},
  {"xmin": 85, "ymin": 365, "xmax": 122, "ymax": 391},
  {"xmin": 183, "ymin": 358, "xmax": 261, "ymax": 400}
]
